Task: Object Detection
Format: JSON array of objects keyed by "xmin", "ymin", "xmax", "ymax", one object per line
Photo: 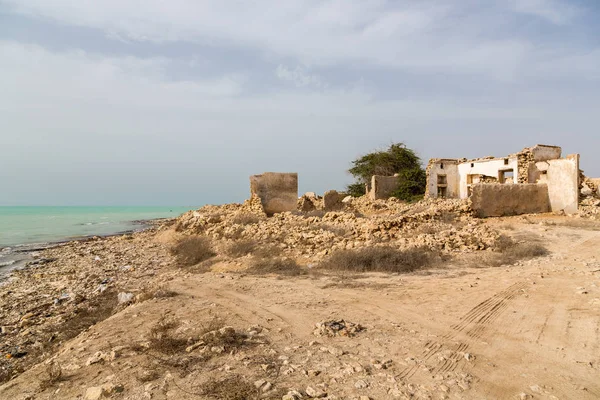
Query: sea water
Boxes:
[{"xmin": 0, "ymin": 206, "xmax": 194, "ymax": 277}]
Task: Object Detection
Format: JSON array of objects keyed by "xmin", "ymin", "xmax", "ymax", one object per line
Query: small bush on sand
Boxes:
[
  {"xmin": 252, "ymin": 244, "xmax": 283, "ymax": 258},
  {"xmin": 148, "ymin": 317, "xmax": 188, "ymax": 355},
  {"xmin": 249, "ymin": 257, "xmax": 306, "ymax": 276},
  {"xmin": 484, "ymin": 235, "xmax": 548, "ymax": 267},
  {"xmin": 199, "ymin": 375, "xmax": 259, "ymax": 400},
  {"xmin": 320, "ymin": 246, "xmax": 438, "ymax": 273},
  {"xmin": 224, "ymin": 239, "xmax": 257, "ymax": 258},
  {"xmin": 170, "ymin": 236, "xmax": 216, "ymax": 266}
]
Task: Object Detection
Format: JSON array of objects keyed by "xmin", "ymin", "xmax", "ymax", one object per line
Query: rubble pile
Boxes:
[
  {"xmin": 313, "ymin": 320, "xmax": 365, "ymax": 337},
  {"xmin": 172, "ymin": 196, "xmax": 497, "ymax": 258}
]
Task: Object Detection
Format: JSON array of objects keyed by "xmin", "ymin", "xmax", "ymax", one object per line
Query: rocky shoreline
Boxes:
[
  {"xmin": 0, "ymin": 218, "xmax": 179, "ymax": 383},
  {"xmin": 0, "ymin": 218, "xmax": 170, "ymax": 282}
]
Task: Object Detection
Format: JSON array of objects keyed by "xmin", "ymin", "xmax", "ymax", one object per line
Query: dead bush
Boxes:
[
  {"xmin": 319, "ymin": 246, "xmax": 438, "ymax": 273},
  {"xmin": 249, "ymin": 257, "xmax": 306, "ymax": 276},
  {"xmin": 477, "ymin": 235, "xmax": 549, "ymax": 267},
  {"xmin": 148, "ymin": 317, "xmax": 188, "ymax": 355},
  {"xmin": 199, "ymin": 375, "xmax": 259, "ymax": 400},
  {"xmin": 39, "ymin": 361, "xmax": 62, "ymax": 390},
  {"xmin": 170, "ymin": 236, "xmax": 216, "ymax": 267},
  {"xmin": 225, "ymin": 239, "xmax": 257, "ymax": 258},
  {"xmin": 232, "ymin": 213, "xmax": 262, "ymax": 225},
  {"xmin": 252, "ymin": 244, "xmax": 283, "ymax": 259}
]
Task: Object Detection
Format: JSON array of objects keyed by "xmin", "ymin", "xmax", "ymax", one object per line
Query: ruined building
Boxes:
[{"xmin": 425, "ymin": 145, "xmax": 581, "ymax": 216}]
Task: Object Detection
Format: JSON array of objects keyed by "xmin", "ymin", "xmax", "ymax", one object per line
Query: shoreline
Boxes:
[{"xmin": 0, "ymin": 217, "xmax": 174, "ymax": 281}]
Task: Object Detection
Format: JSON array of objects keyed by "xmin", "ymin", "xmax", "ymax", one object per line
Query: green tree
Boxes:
[{"xmin": 346, "ymin": 143, "xmax": 426, "ymax": 201}]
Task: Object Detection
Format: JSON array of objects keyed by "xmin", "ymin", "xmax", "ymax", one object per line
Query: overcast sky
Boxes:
[{"xmin": 1, "ymin": 0, "xmax": 599, "ymax": 206}]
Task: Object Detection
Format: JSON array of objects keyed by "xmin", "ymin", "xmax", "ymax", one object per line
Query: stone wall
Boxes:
[
  {"xmin": 368, "ymin": 175, "xmax": 399, "ymax": 200},
  {"xmin": 250, "ymin": 172, "xmax": 298, "ymax": 216},
  {"xmin": 471, "ymin": 184, "xmax": 550, "ymax": 217},
  {"xmin": 544, "ymin": 154, "xmax": 579, "ymax": 214}
]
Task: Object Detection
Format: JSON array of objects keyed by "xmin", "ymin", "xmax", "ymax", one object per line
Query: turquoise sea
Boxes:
[{"xmin": 0, "ymin": 206, "xmax": 195, "ymax": 276}]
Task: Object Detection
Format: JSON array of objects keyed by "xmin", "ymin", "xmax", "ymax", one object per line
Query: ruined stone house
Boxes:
[{"xmin": 425, "ymin": 145, "xmax": 581, "ymax": 216}]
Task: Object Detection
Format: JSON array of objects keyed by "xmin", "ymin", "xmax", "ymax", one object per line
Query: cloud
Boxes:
[
  {"xmin": 0, "ymin": 0, "xmax": 547, "ymax": 79},
  {"xmin": 275, "ymin": 65, "xmax": 326, "ymax": 88},
  {"xmin": 509, "ymin": 0, "xmax": 581, "ymax": 25}
]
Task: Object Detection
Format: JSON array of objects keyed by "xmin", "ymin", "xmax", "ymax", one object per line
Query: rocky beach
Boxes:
[{"xmin": 1, "ymin": 195, "xmax": 599, "ymax": 399}]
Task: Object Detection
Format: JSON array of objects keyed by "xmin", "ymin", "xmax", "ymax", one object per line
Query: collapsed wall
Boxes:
[
  {"xmin": 471, "ymin": 184, "xmax": 550, "ymax": 217},
  {"xmin": 249, "ymin": 172, "xmax": 298, "ymax": 216},
  {"xmin": 368, "ymin": 175, "xmax": 400, "ymax": 200}
]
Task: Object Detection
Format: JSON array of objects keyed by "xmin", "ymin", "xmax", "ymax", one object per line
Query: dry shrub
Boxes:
[
  {"xmin": 232, "ymin": 213, "xmax": 262, "ymax": 225},
  {"xmin": 170, "ymin": 236, "xmax": 216, "ymax": 267},
  {"xmin": 199, "ymin": 375, "xmax": 259, "ymax": 400},
  {"xmin": 253, "ymin": 244, "xmax": 283, "ymax": 258},
  {"xmin": 249, "ymin": 257, "xmax": 306, "ymax": 276},
  {"xmin": 148, "ymin": 317, "xmax": 188, "ymax": 355},
  {"xmin": 39, "ymin": 361, "xmax": 62, "ymax": 389},
  {"xmin": 224, "ymin": 239, "xmax": 257, "ymax": 258},
  {"xmin": 319, "ymin": 246, "xmax": 438, "ymax": 273},
  {"xmin": 477, "ymin": 235, "xmax": 549, "ymax": 267}
]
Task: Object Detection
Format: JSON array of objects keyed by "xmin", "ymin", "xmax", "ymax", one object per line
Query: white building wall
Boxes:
[
  {"xmin": 457, "ymin": 157, "xmax": 519, "ymax": 199},
  {"xmin": 427, "ymin": 162, "xmax": 459, "ymax": 198}
]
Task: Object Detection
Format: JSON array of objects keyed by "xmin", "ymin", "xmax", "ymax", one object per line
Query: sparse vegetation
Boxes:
[
  {"xmin": 199, "ymin": 375, "xmax": 259, "ymax": 400},
  {"xmin": 347, "ymin": 143, "xmax": 426, "ymax": 200},
  {"xmin": 252, "ymin": 244, "xmax": 283, "ymax": 258},
  {"xmin": 248, "ymin": 257, "xmax": 306, "ymax": 276},
  {"xmin": 474, "ymin": 235, "xmax": 549, "ymax": 267},
  {"xmin": 225, "ymin": 239, "xmax": 258, "ymax": 258},
  {"xmin": 320, "ymin": 246, "xmax": 439, "ymax": 273},
  {"xmin": 170, "ymin": 236, "xmax": 216, "ymax": 266},
  {"xmin": 148, "ymin": 317, "xmax": 188, "ymax": 355}
]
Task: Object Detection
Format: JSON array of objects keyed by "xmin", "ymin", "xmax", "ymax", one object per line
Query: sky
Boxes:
[{"xmin": 1, "ymin": 0, "xmax": 599, "ymax": 206}]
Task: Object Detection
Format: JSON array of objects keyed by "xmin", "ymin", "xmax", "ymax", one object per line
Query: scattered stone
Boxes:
[
  {"xmin": 305, "ymin": 386, "xmax": 327, "ymax": 398},
  {"xmin": 313, "ymin": 320, "xmax": 365, "ymax": 337},
  {"xmin": 354, "ymin": 380, "xmax": 369, "ymax": 389},
  {"xmin": 117, "ymin": 292, "xmax": 134, "ymax": 304},
  {"xmin": 84, "ymin": 387, "xmax": 103, "ymax": 400},
  {"xmin": 282, "ymin": 390, "xmax": 303, "ymax": 400}
]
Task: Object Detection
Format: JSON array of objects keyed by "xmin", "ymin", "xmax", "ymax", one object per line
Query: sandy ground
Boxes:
[{"xmin": 0, "ymin": 216, "xmax": 599, "ymax": 400}]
